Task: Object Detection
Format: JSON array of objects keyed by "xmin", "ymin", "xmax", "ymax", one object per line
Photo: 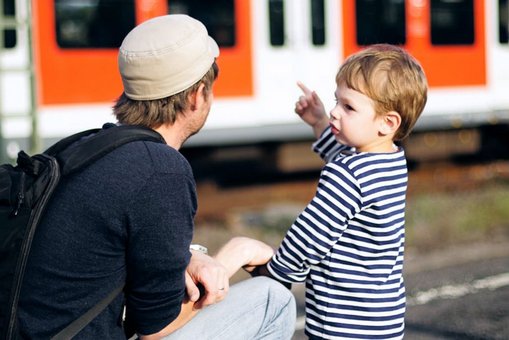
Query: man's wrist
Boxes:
[{"xmin": 190, "ymin": 244, "xmax": 208, "ymax": 255}]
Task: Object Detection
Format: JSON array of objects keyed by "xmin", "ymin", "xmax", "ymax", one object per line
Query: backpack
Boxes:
[{"xmin": 0, "ymin": 124, "xmax": 165, "ymax": 340}]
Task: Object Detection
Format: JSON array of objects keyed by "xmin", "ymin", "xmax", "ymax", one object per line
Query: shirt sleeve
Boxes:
[
  {"xmin": 312, "ymin": 126, "xmax": 351, "ymax": 163},
  {"xmin": 267, "ymin": 160, "xmax": 362, "ymax": 283},
  {"xmin": 124, "ymin": 172, "xmax": 196, "ymax": 335}
]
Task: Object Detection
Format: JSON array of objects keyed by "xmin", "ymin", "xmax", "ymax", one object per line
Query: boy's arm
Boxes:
[{"xmin": 213, "ymin": 237, "xmax": 275, "ymax": 278}]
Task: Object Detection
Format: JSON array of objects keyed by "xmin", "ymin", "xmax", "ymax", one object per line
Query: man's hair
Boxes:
[
  {"xmin": 336, "ymin": 44, "xmax": 428, "ymax": 141},
  {"xmin": 113, "ymin": 62, "xmax": 218, "ymax": 128}
]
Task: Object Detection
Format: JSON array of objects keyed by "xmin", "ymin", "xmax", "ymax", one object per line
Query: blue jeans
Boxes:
[{"xmin": 165, "ymin": 276, "xmax": 296, "ymax": 340}]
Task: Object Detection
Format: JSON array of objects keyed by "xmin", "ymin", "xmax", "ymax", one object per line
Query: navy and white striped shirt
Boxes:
[{"xmin": 268, "ymin": 127, "xmax": 407, "ymax": 339}]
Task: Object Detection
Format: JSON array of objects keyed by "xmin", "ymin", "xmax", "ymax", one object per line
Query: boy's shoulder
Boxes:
[
  {"xmin": 327, "ymin": 149, "xmax": 407, "ymax": 173},
  {"xmin": 321, "ymin": 150, "xmax": 408, "ymax": 193}
]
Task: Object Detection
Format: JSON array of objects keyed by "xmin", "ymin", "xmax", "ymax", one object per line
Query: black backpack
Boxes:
[{"xmin": 0, "ymin": 124, "xmax": 165, "ymax": 340}]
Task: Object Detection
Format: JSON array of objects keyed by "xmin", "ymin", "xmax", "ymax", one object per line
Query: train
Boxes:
[{"xmin": 1, "ymin": 0, "xmax": 508, "ymax": 161}]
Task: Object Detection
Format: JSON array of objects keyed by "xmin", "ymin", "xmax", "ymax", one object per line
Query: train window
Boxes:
[
  {"xmin": 2, "ymin": 0, "xmax": 16, "ymax": 48},
  {"xmin": 430, "ymin": 0, "xmax": 474, "ymax": 45},
  {"xmin": 269, "ymin": 0, "xmax": 285, "ymax": 46},
  {"xmin": 500, "ymin": 0, "xmax": 509, "ymax": 43},
  {"xmin": 355, "ymin": 0, "xmax": 406, "ymax": 46},
  {"xmin": 311, "ymin": 0, "xmax": 325, "ymax": 45},
  {"xmin": 55, "ymin": 0, "xmax": 135, "ymax": 48},
  {"xmin": 167, "ymin": 0, "xmax": 235, "ymax": 47}
]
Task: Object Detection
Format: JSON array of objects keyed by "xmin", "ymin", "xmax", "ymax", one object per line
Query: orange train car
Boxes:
[{"xmin": 1, "ymin": 0, "xmax": 508, "ymax": 157}]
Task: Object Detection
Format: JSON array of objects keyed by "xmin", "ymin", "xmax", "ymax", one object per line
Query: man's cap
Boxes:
[{"xmin": 118, "ymin": 14, "xmax": 219, "ymax": 100}]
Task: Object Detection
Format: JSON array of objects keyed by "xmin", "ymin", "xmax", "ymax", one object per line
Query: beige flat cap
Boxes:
[{"xmin": 118, "ymin": 14, "xmax": 219, "ymax": 100}]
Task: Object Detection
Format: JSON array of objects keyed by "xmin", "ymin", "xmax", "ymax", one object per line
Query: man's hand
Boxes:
[
  {"xmin": 139, "ymin": 252, "xmax": 227, "ymax": 339},
  {"xmin": 185, "ymin": 250, "xmax": 229, "ymax": 310}
]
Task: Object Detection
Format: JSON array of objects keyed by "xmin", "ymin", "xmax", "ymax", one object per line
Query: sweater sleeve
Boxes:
[
  {"xmin": 267, "ymin": 160, "xmax": 362, "ymax": 283},
  {"xmin": 124, "ymin": 172, "xmax": 196, "ymax": 335},
  {"xmin": 312, "ymin": 126, "xmax": 351, "ymax": 163}
]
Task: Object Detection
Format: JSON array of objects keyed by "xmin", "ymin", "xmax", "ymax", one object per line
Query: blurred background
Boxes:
[{"xmin": 1, "ymin": 1, "xmax": 508, "ymax": 338}]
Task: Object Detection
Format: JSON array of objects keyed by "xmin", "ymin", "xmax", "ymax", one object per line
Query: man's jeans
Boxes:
[{"xmin": 165, "ymin": 276, "xmax": 296, "ymax": 339}]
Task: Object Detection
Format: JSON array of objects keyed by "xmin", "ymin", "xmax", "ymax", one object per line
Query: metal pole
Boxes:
[{"xmin": 26, "ymin": 0, "xmax": 39, "ymax": 154}]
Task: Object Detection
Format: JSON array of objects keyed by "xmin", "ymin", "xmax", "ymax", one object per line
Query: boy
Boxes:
[{"xmin": 220, "ymin": 44, "xmax": 427, "ymax": 339}]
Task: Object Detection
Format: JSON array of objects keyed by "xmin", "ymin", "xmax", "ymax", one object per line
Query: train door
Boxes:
[
  {"xmin": 246, "ymin": 0, "xmax": 342, "ymax": 141},
  {"xmin": 0, "ymin": 0, "xmax": 34, "ymax": 161}
]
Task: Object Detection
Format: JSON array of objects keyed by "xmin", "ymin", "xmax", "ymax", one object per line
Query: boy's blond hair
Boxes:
[{"xmin": 336, "ymin": 44, "xmax": 427, "ymax": 141}]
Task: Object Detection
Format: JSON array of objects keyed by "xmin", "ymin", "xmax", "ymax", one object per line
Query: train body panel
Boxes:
[
  {"xmin": 0, "ymin": 0, "xmax": 508, "ymax": 157},
  {"xmin": 488, "ymin": 1, "xmax": 509, "ymax": 114}
]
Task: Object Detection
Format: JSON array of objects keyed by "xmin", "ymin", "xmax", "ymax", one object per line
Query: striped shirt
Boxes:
[{"xmin": 268, "ymin": 127, "xmax": 407, "ymax": 339}]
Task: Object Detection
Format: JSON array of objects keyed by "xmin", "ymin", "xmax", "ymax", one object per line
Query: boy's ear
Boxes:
[{"xmin": 380, "ymin": 111, "xmax": 401, "ymax": 136}]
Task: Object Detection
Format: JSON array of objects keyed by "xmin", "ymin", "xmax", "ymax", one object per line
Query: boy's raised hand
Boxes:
[{"xmin": 295, "ymin": 81, "xmax": 329, "ymax": 138}]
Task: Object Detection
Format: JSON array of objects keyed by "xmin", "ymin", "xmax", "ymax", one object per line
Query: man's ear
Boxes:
[
  {"xmin": 189, "ymin": 83, "xmax": 206, "ymax": 111},
  {"xmin": 380, "ymin": 111, "xmax": 401, "ymax": 136}
]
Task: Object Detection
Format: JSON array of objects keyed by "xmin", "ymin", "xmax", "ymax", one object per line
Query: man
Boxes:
[{"xmin": 18, "ymin": 15, "xmax": 295, "ymax": 339}]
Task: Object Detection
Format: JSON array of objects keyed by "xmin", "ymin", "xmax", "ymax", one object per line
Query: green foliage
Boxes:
[{"xmin": 406, "ymin": 182, "xmax": 509, "ymax": 252}]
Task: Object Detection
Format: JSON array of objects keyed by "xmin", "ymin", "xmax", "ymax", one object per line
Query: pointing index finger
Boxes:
[{"xmin": 297, "ymin": 81, "xmax": 312, "ymax": 96}]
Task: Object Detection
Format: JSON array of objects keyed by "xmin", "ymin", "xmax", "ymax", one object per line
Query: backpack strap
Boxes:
[
  {"xmin": 44, "ymin": 128, "xmax": 102, "ymax": 157},
  {"xmin": 50, "ymin": 284, "xmax": 124, "ymax": 340},
  {"xmin": 54, "ymin": 124, "xmax": 165, "ymax": 176}
]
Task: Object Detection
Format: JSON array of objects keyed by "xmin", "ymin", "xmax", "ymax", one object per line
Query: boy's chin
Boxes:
[{"xmin": 333, "ymin": 134, "xmax": 345, "ymax": 144}]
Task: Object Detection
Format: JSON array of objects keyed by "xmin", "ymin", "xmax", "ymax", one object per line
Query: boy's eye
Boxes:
[{"xmin": 344, "ymin": 104, "xmax": 353, "ymax": 111}]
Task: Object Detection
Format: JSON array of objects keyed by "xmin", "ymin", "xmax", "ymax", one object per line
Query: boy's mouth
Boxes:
[{"xmin": 330, "ymin": 122, "xmax": 340, "ymax": 135}]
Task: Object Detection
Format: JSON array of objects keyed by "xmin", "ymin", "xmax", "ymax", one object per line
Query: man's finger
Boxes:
[
  {"xmin": 219, "ymin": 277, "xmax": 229, "ymax": 295},
  {"xmin": 185, "ymin": 271, "xmax": 200, "ymax": 302},
  {"xmin": 195, "ymin": 291, "xmax": 218, "ymax": 309}
]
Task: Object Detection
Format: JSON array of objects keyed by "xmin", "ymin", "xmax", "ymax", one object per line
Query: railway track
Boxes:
[{"xmin": 189, "ymin": 133, "xmax": 509, "ymax": 227}]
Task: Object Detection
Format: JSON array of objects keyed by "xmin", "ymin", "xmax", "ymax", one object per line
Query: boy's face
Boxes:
[{"xmin": 330, "ymin": 83, "xmax": 391, "ymax": 153}]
